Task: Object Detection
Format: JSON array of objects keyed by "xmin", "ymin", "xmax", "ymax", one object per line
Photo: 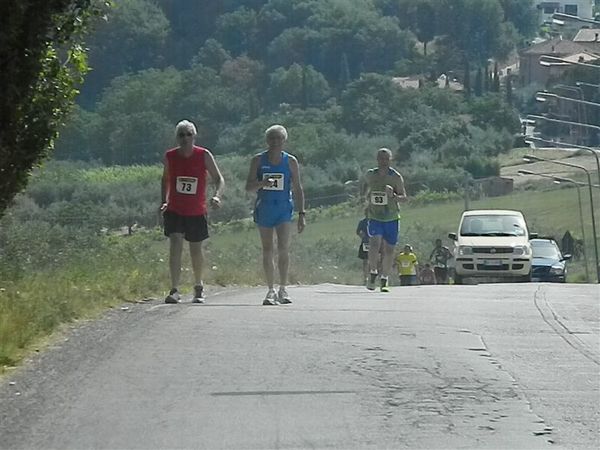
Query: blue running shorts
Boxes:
[
  {"xmin": 367, "ymin": 219, "xmax": 399, "ymax": 246},
  {"xmin": 254, "ymin": 201, "xmax": 293, "ymax": 228}
]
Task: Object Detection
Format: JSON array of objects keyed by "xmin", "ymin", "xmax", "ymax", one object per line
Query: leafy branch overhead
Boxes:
[{"xmin": 0, "ymin": 0, "xmax": 109, "ymax": 216}]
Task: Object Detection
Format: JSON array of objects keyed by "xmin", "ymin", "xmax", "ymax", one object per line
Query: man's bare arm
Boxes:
[
  {"xmin": 205, "ymin": 150, "xmax": 225, "ymax": 198},
  {"xmin": 289, "ymin": 156, "xmax": 305, "ymax": 212},
  {"xmin": 245, "ymin": 155, "xmax": 270, "ymax": 192}
]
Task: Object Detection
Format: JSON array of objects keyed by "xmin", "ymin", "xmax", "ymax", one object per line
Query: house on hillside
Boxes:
[
  {"xmin": 392, "ymin": 75, "xmax": 463, "ymax": 91},
  {"xmin": 534, "ymin": 1, "xmax": 594, "ymax": 23},
  {"xmin": 519, "ymin": 37, "xmax": 600, "ymax": 85},
  {"xmin": 573, "ymin": 27, "xmax": 600, "ymax": 42}
]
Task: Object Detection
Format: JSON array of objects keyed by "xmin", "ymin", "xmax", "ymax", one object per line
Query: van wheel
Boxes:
[{"xmin": 453, "ymin": 274, "xmax": 463, "ymax": 285}]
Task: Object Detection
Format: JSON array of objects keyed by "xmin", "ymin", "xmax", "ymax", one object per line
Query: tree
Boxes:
[
  {"xmin": 0, "ymin": 0, "xmax": 106, "ymax": 216},
  {"xmin": 79, "ymin": 0, "xmax": 170, "ymax": 106},
  {"xmin": 497, "ymin": 0, "xmax": 537, "ymax": 39},
  {"xmin": 437, "ymin": 0, "xmax": 518, "ymax": 64},
  {"xmin": 415, "ymin": 1, "xmax": 436, "ymax": 56},
  {"xmin": 192, "ymin": 38, "xmax": 231, "ymax": 70},
  {"xmin": 475, "ymin": 67, "xmax": 483, "ymax": 97},
  {"xmin": 463, "ymin": 59, "xmax": 471, "ymax": 98},
  {"xmin": 215, "ymin": 6, "xmax": 259, "ymax": 56},
  {"xmin": 469, "ymin": 94, "xmax": 520, "ymax": 131},
  {"xmin": 266, "ymin": 63, "xmax": 330, "ymax": 109},
  {"xmin": 338, "ymin": 52, "xmax": 351, "ymax": 92},
  {"xmin": 492, "ymin": 61, "xmax": 501, "ymax": 92},
  {"xmin": 339, "ymin": 73, "xmax": 399, "ymax": 134},
  {"xmin": 506, "ymin": 73, "xmax": 513, "ymax": 106}
]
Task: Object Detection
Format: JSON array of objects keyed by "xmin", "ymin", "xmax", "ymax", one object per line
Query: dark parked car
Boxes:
[{"xmin": 530, "ymin": 238, "xmax": 571, "ymax": 282}]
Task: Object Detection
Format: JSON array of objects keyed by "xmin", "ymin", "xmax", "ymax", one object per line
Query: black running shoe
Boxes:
[
  {"xmin": 367, "ymin": 272, "xmax": 377, "ymax": 290},
  {"xmin": 165, "ymin": 288, "xmax": 180, "ymax": 304},
  {"xmin": 192, "ymin": 285, "xmax": 205, "ymax": 304}
]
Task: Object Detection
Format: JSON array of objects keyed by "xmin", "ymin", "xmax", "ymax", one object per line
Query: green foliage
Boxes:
[
  {"xmin": 216, "ymin": 6, "xmax": 259, "ymax": 56},
  {"xmin": 399, "ymin": 119, "xmax": 470, "ymax": 158},
  {"xmin": 497, "ymin": 0, "xmax": 538, "ymax": 40},
  {"xmin": 81, "ymin": 0, "xmax": 170, "ymax": 105},
  {"xmin": 0, "ymin": 0, "xmax": 110, "ymax": 217},
  {"xmin": 340, "ymin": 73, "xmax": 400, "ymax": 134},
  {"xmin": 415, "ymin": 1, "xmax": 436, "ymax": 43},
  {"xmin": 267, "ymin": 64, "xmax": 331, "ymax": 108},
  {"xmin": 192, "ymin": 39, "xmax": 232, "ymax": 70},
  {"xmin": 44, "ymin": 0, "xmax": 535, "ymax": 216},
  {"xmin": 468, "ymin": 93, "xmax": 520, "ymax": 131}
]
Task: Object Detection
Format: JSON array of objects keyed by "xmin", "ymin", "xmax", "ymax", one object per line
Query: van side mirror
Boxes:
[
  {"xmin": 448, "ymin": 232, "xmax": 457, "ymax": 241},
  {"xmin": 562, "ymin": 254, "xmax": 572, "ymax": 261}
]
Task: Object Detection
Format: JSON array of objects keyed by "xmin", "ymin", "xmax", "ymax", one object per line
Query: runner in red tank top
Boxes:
[{"xmin": 160, "ymin": 120, "xmax": 224, "ymax": 304}]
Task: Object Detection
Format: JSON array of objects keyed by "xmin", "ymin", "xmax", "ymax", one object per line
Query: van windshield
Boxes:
[{"xmin": 460, "ymin": 214, "xmax": 527, "ymax": 237}]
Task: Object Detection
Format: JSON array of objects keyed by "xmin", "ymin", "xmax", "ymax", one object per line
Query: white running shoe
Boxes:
[
  {"xmin": 192, "ymin": 284, "xmax": 205, "ymax": 304},
  {"xmin": 262, "ymin": 289, "xmax": 279, "ymax": 306},
  {"xmin": 278, "ymin": 287, "xmax": 292, "ymax": 304}
]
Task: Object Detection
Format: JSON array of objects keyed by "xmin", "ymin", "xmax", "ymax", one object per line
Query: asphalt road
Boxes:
[{"xmin": 0, "ymin": 283, "xmax": 598, "ymax": 449}]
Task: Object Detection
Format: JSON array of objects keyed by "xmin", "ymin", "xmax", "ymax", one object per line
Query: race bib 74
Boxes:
[{"xmin": 262, "ymin": 173, "xmax": 285, "ymax": 191}]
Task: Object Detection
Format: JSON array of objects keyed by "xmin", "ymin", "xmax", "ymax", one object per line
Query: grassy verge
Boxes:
[{"xmin": 0, "ymin": 185, "xmax": 594, "ymax": 372}]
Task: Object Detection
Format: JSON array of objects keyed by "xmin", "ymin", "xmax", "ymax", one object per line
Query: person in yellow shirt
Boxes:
[{"xmin": 396, "ymin": 244, "xmax": 419, "ymax": 286}]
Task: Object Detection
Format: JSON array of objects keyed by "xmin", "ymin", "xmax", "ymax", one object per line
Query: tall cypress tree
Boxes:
[
  {"xmin": 492, "ymin": 62, "xmax": 501, "ymax": 92},
  {"xmin": 338, "ymin": 52, "xmax": 351, "ymax": 92},
  {"xmin": 484, "ymin": 65, "xmax": 489, "ymax": 93},
  {"xmin": 475, "ymin": 67, "xmax": 483, "ymax": 97},
  {"xmin": 464, "ymin": 59, "xmax": 471, "ymax": 99}
]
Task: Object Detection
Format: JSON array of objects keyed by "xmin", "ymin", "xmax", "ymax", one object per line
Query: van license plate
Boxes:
[{"xmin": 483, "ymin": 259, "xmax": 502, "ymax": 266}]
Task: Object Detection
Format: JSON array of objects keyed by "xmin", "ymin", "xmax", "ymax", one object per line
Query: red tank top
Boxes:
[{"xmin": 165, "ymin": 146, "xmax": 208, "ymax": 216}]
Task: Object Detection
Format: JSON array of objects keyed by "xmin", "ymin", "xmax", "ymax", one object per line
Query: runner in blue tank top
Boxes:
[
  {"xmin": 254, "ymin": 151, "xmax": 293, "ymax": 227},
  {"xmin": 245, "ymin": 125, "xmax": 306, "ymax": 305}
]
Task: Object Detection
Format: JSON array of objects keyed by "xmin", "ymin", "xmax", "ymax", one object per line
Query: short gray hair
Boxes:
[
  {"xmin": 175, "ymin": 120, "xmax": 197, "ymax": 136},
  {"xmin": 377, "ymin": 147, "xmax": 392, "ymax": 158},
  {"xmin": 265, "ymin": 124, "xmax": 288, "ymax": 140}
]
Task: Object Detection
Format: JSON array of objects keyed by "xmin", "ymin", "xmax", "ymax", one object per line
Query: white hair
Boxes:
[
  {"xmin": 175, "ymin": 120, "xmax": 197, "ymax": 136},
  {"xmin": 377, "ymin": 147, "xmax": 392, "ymax": 158},
  {"xmin": 265, "ymin": 124, "xmax": 288, "ymax": 140}
]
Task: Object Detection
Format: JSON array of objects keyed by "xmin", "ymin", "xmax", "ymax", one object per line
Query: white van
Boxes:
[{"xmin": 448, "ymin": 210, "xmax": 536, "ymax": 284}]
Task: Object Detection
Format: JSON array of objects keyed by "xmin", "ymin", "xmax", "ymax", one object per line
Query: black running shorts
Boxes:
[{"xmin": 163, "ymin": 210, "xmax": 209, "ymax": 242}]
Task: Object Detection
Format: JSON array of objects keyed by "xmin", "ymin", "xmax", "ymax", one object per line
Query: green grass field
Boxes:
[{"xmin": 0, "ymin": 183, "xmax": 596, "ymax": 373}]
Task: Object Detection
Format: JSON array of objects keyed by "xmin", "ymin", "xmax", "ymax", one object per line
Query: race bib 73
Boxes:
[{"xmin": 176, "ymin": 176, "xmax": 198, "ymax": 195}]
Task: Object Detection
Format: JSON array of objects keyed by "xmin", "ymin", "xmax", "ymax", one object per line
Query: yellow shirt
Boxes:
[{"xmin": 396, "ymin": 252, "xmax": 418, "ymax": 276}]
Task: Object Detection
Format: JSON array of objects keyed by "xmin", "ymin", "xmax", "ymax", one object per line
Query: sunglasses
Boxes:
[{"xmin": 178, "ymin": 132, "xmax": 193, "ymax": 137}]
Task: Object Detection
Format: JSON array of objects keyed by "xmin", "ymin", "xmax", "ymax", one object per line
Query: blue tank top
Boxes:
[{"xmin": 256, "ymin": 151, "xmax": 292, "ymax": 206}]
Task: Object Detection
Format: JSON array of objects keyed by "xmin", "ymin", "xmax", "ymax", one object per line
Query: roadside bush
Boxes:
[{"xmin": 405, "ymin": 166, "xmax": 467, "ymax": 193}]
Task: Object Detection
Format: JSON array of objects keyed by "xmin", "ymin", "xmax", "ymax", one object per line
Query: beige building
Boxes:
[
  {"xmin": 519, "ymin": 38, "xmax": 600, "ymax": 85},
  {"xmin": 573, "ymin": 28, "xmax": 600, "ymax": 42},
  {"xmin": 534, "ymin": 1, "xmax": 595, "ymax": 23}
]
